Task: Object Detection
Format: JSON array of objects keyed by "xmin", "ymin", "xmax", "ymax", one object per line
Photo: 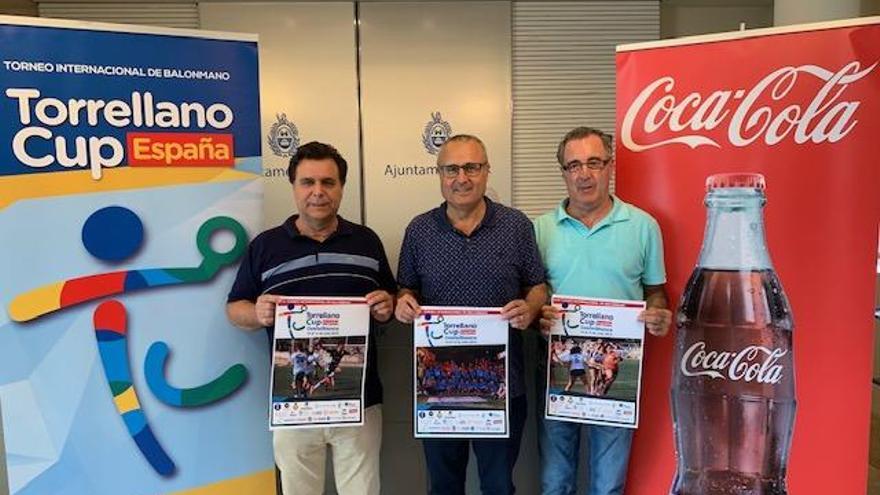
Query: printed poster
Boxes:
[
  {"xmin": 0, "ymin": 15, "xmax": 271, "ymax": 495},
  {"xmin": 616, "ymin": 16, "xmax": 880, "ymax": 494},
  {"xmin": 271, "ymin": 297, "xmax": 369, "ymax": 428},
  {"xmin": 414, "ymin": 306, "xmax": 509, "ymax": 438},
  {"xmin": 545, "ymin": 295, "xmax": 646, "ymax": 428}
]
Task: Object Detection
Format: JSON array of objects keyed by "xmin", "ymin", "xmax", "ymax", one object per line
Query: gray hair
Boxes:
[{"xmin": 438, "ymin": 134, "xmax": 488, "ymax": 163}]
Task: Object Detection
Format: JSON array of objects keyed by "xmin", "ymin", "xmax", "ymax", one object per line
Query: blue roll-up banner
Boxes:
[{"xmin": 0, "ymin": 16, "xmax": 273, "ymax": 494}]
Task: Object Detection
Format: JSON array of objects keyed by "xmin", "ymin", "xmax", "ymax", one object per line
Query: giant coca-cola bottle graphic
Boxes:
[{"xmin": 671, "ymin": 173, "xmax": 796, "ymax": 495}]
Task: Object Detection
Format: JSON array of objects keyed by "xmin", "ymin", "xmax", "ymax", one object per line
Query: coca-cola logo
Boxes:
[
  {"xmin": 621, "ymin": 61, "xmax": 877, "ymax": 151},
  {"xmin": 680, "ymin": 341, "xmax": 787, "ymax": 384}
]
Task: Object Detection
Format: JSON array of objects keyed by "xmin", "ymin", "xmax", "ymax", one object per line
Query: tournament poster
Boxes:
[
  {"xmin": 414, "ymin": 306, "xmax": 509, "ymax": 439},
  {"xmin": 545, "ymin": 295, "xmax": 646, "ymax": 428},
  {"xmin": 271, "ymin": 297, "xmax": 369, "ymax": 428}
]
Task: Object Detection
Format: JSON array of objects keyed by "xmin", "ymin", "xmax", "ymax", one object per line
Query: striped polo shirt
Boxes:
[{"xmin": 228, "ymin": 215, "xmax": 396, "ymax": 407}]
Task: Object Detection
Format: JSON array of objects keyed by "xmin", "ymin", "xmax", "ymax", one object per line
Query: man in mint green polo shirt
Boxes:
[{"xmin": 534, "ymin": 127, "xmax": 672, "ymax": 495}]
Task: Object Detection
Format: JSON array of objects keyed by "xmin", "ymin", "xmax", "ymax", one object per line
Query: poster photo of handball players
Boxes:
[
  {"xmin": 545, "ymin": 296, "xmax": 645, "ymax": 427},
  {"xmin": 547, "ymin": 337, "xmax": 641, "ymax": 403},
  {"xmin": 272, "ymin": 336, "xmax": 366, "ymax": 403},
  {"xmin": 416, "ymin": 346, "xmax": 507, "ymax": 412}
]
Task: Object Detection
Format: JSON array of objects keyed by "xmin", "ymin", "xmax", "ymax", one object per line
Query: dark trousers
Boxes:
[{"xmin": 423, "ymin": 395, "xmax": 528, "ymax": 495}]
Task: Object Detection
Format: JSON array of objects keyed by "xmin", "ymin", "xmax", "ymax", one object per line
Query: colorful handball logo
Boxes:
[
  {"xmin": 559, "ymin": 301, "xmax": 582, "ymax": 336},
  {"xmin": 268, "ymin": 112, "xmax": 300, "ymax": 158},
  {"xmin": 422, "ymin": 111, "xmax": 452, "ymax": 155},
  {"xmin": 278, "ymin": 303, "xmax": 309, "ymax": 334},
  {"xmin": 419, "ymin": 313, "xmax": 446, "ymax": 347},
  {"xmin": 7, "ymin": 206, "xmax": 250, "ymax": 477}
]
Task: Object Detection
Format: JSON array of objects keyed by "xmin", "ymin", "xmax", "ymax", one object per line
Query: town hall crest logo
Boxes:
[
  {"xmin": 268, "ymin": 113, "xmax": 300, "ymax": 157},
  {"xmin": 422, "ymin": 111, "xmax": 452, "ymax": 155}
]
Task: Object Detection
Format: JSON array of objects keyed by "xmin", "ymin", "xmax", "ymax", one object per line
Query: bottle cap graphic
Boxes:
[{"xmin": 705, "ymin": 173, "xmax": 765, "ymax": 191}]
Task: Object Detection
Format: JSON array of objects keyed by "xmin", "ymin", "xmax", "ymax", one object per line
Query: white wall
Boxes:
[
  {"xmin": 200, "ymin": 2, "xmax": 363, "ymax": 229},
  {"xmin": 359, "ymin": 1, "xmax": 512, "ymax": 273}
]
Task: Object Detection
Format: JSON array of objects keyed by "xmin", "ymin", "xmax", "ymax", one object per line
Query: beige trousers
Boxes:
[{"xmin": 274, "ymin": 404, "xmax": 382, "ymax": 495}]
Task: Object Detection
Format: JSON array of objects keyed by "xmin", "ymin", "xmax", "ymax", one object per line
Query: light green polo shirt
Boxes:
[{"xmin": 533, "ymin": 195, "xmax": 666, "ymax": 301}]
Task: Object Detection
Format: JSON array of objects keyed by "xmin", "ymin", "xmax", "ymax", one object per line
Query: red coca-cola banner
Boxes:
[{"xmin": 616, "ymin": 18, "xmax": 880, "ymax": 494}]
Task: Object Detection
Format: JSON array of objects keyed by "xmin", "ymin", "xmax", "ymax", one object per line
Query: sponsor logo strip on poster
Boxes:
[
  {"xmin": 270, "ymin": 296, "xmax": 369, "ymax": 429},
  {"xmin": 545, "ymin": 295, "xmax": 646, "ymax": 428},
  {"xmin": 414, "ymin": 306, "xmax": 509, "ymax": 438}
]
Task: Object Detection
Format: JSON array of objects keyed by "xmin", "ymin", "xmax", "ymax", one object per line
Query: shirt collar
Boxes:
[
  {"xmin": 555, "ymin": 195, "xmax": 630, "ymax": 229},
  {"xmin": 283, "ymin": 215, "xmax": 352, "ymax": 240},
  {"xmin": 432, "ymin": 196, "xmax": 498, "ymax": 232}
]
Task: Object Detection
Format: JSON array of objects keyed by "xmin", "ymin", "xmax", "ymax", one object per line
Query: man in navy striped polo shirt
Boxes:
[{"xmin": 226, "ymin": 141, "xmax": 395, "ymax": 495}]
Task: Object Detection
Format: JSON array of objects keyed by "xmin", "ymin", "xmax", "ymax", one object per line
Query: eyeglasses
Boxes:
[
  {"xmin": 437, "ymin": 162, "xmax": 487, "ymax": 178},
  {"xmin": 561, "ymin": 157, "xmax": 612, "ymax": 174}
]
